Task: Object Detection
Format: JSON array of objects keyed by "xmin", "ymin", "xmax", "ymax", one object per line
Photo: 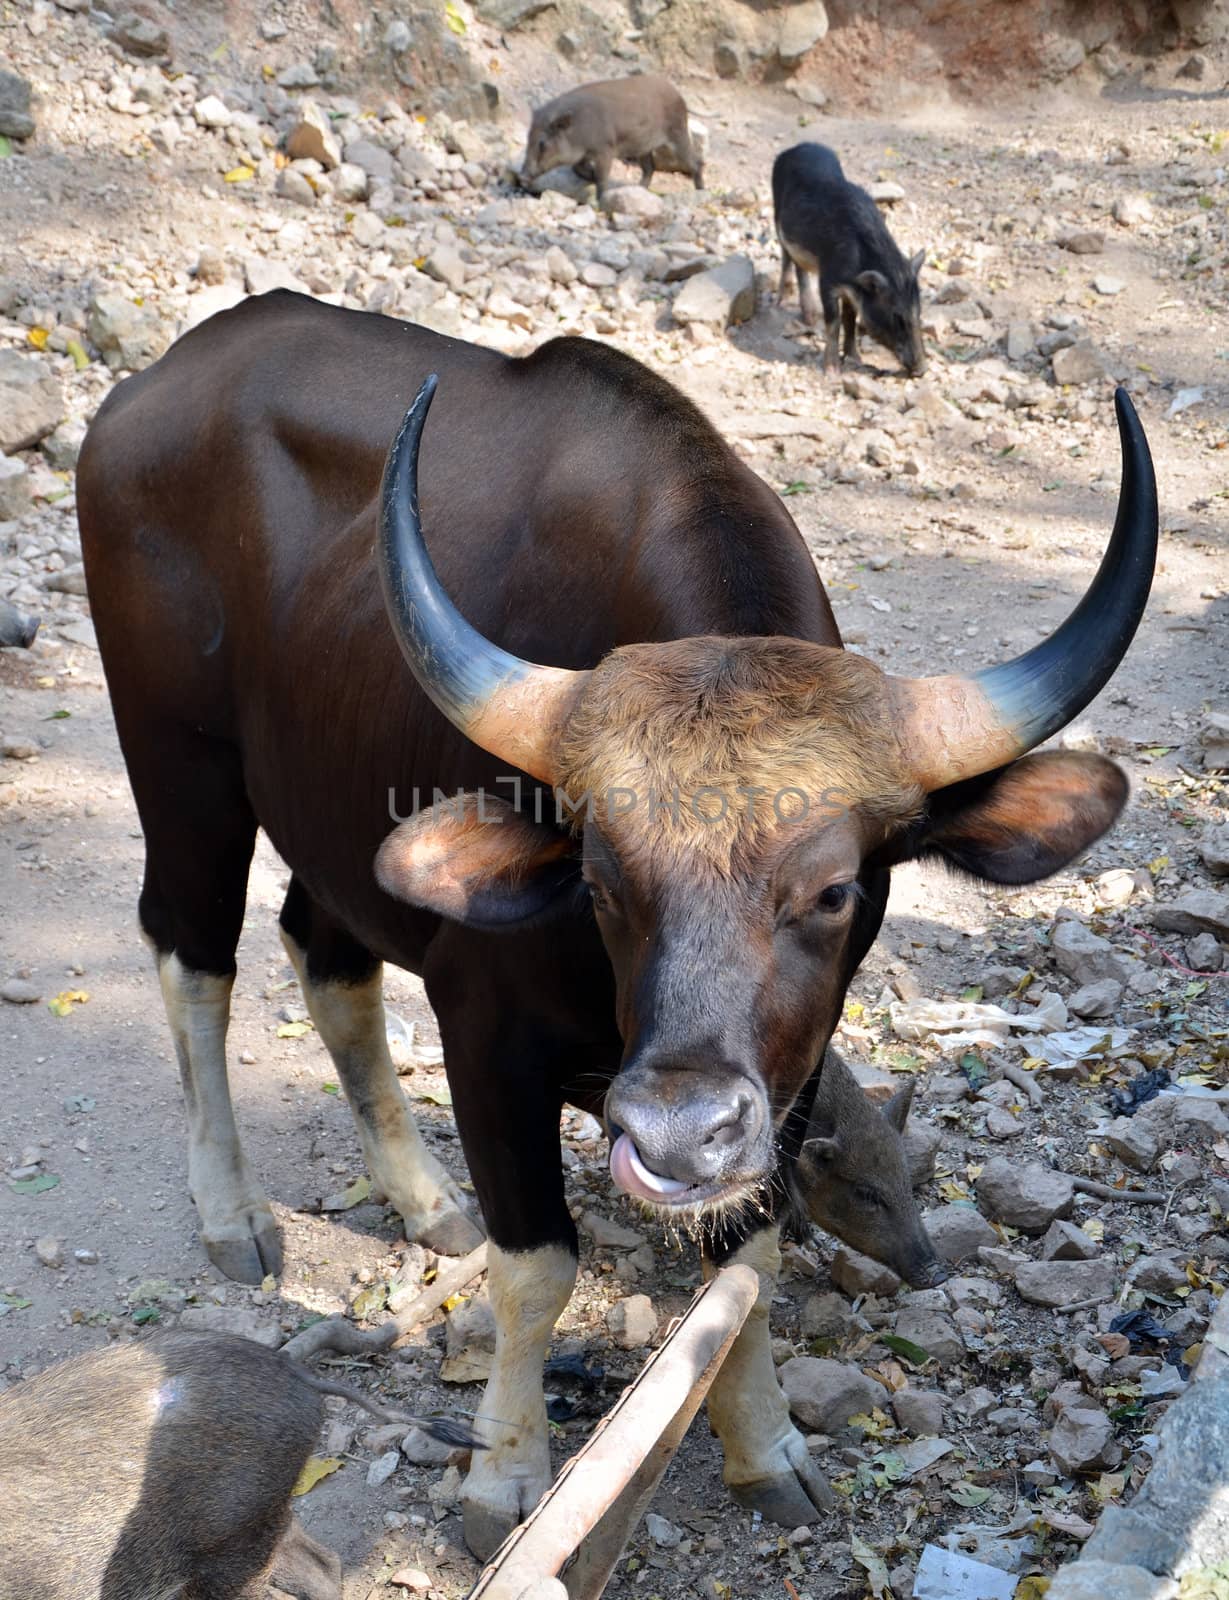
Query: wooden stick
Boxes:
[
  {"xmin": 1001, "ymin": 1061, "xmax": 1043, "ymax": 1106},
  {"xmin": 1071, "ymin": 1177, "xmax": 1166, "ymax": 1205},
  {"xmin": 389, "ymin": 1241, "xmax": 488, "ymax": 1347}
]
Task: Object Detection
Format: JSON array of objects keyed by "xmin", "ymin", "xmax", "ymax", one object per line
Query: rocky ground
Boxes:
[{"xmin": 2, "ymin": 3, "xmax": 1229, "ymax": 1598}]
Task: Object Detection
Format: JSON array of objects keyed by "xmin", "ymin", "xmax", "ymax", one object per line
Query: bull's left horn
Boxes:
[
  {"xmin": 891, "ymin": 386, "xmax": 1158, "ymax": 791},
  {"xmin": 378, "ymin": 375, "xmax": 585, "ymax": 785}
]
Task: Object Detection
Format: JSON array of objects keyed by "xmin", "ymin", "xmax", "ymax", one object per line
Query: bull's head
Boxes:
[{"xmin": 374, "ymin": 375, "xmax": 1157, "ymax": 1217}]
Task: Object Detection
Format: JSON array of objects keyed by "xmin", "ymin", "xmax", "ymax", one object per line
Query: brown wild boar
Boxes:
[
  {"xmin": 793, "ymin": 1049, "xmax": 946, "ymax": 1289},
  {"xmin": 520, "ymin": 74, "xmax": 704, "ymax": 200},
  {"xmin": 0, "ymin": 1331, "xmax": 477, "ymax": 1599}
]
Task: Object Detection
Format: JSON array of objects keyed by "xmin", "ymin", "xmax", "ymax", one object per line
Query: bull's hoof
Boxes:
[
  {"xmin": 203, "ymin": 1218, "xmax": 284, "ymax": 1284},
  {"xmin": 463, "ymin": 1495, "xmax": 521, "ymax": 1564},
  {"xmin": 419, "ymin": 1205, "xmax": 485, "ymax": 1258},
  {"xmin": 729, "ymin": 1467, "xmax": 835, "ymax": 1526},
  {"xmin": 462, "ymin": 1470, "xmax": 549, "ymax": 1562}
]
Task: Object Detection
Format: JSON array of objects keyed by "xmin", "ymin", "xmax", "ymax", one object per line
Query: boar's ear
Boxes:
[
  {"xmin": 883, "ymin": 1079, "xmax": 915, "ymax": 1133},
  {"xmin": 855, "ymin": 269, "xmax": 890, "ymax": 297},
  {"xmin": 376, "ymin": 794, "xmax": 580, "ymax": 928},
  {"xmin": 884, "ymin": 751, "xmax": 1128, "ymax": 886},
  {"xmin": 801, "ymin": 1133, "xmax": 841, "ymax": 1164},
  {"xmin": 548, "ymin": 110, "xmax": 573, "ymax": 135},
  {"xmin": 909, "ymin": 249, "xmax": 926, "ymax": 279}
]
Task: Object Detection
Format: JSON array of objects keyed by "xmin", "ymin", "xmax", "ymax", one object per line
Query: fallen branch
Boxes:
[
  {"xmin": 389, "ymin": 1241, "xmax": 488, "ymax": 1347},
  {"xmin": 1054, "ymin": 1294, "xmax": 1115, "ymax": 1315},
  {"xmin": 1001, "ymin": 1061, "xmax": 1044, "ymax": 1106},
  {"xmin": 1071, "ymin": 1177, "xmax": 1165, "ymax": 1205}
]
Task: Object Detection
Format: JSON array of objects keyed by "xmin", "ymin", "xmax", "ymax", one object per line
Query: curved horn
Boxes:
[
  {"xmin": 891, "ymin": 386, "xmax": 1158, "ymax": 791},
  {"xmin": 378, "ymin": 375, "xmax": 585, "ymax": 785}
]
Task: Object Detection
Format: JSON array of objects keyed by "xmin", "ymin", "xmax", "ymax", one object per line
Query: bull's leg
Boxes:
[
  {"xmin": 134, "ymin": 735, "xmax": 279, "ymax": 1284},
  {"xmin": 278, "ymin": 878, "xmax": 482, "ymax": 1257},
  {"xmin": 704, "ymin": 1224, "xmax": 835, "ymax": 1526}
]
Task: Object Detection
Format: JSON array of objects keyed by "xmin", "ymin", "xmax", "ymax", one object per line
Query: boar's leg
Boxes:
[
  {"xmin": 704, "ymin": 1223, "xmax": 835, "ymax": 1526},
  {"xmin": 262, "ymin": 1515, "xmax": 343, "ymax": 1600},
  {"xmin": 838, "ymin": 290, "xmax": 860, "ymax": 363},
  {"xmin": 590, "ymin": 149, "xmax": 614, "ymax": 201},
  {"xmin": 797, "ymin": 267, "xmax": 822, "ymax": 332},
  {"xmin": 638, "ymin": 153, "xmax": 656, "ymax": 188},
  {"xmin": 777, "ymin": 244, "xmax": 797, "ymax": 308},
  {"xmin": 279, "ymin": 877, "xmax": 483, "ymax": 1257}
]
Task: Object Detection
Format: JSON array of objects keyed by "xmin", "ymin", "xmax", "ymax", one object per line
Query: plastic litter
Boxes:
[
  {"xmin": 1029, "ymin": 1026, "xmax": 1132, "ymax": 1066},
  {"xmin": 1107, "ymin": 1067, "xmax": 1171, "ymax": 1117},
  {"xmin": 1109, "ymin": 1308, "xmax": 1172, "ymax": 1349},
  {"xmin": 890, "ymin": 993, "xmax": 1067, "ymax": 1052},
  {"xmin": 912, "ymin": 1544, "xmax": 1017, "ymax": 1599}
]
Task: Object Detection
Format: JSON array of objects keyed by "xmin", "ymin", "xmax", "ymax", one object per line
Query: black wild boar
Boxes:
[
  {"xmin": 520, "ymin": 74, "xmax": 703, "ymax": 200},
  {"xmin": 0, "ymin": 596, "xmax": 38, "ymax": 649},
  {"xmin": 0, "ymin": 1332, "xmax": 477, "ymax": 1599},
  {"xmin": 772, "ymin": 142, "xmax": 927, "ymax": 377},
  {"xmin": 793, "ymin": 1049, "xmax": 946, "ymax": 1289}
]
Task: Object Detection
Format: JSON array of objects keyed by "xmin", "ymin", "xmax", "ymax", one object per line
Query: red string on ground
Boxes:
[{"xmin": 1123, "ymin": 924, "xmax": 1229, "ymax": 979}]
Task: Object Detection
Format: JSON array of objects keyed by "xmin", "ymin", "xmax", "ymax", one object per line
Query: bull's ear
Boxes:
[
  {"xmin": 855, "ymin": 269, "xmax": 889, "ymax": 296},
  {"xmin": 883, "ymin": 1079, "xmax": 915, "ymax": 1133},
  {"xmin": 909, "ymin": 248, "xmax": 926, "ymax": 278},
  {"xmin": 898, "ymin": 751, "xmax": 1127, "ymax": 886},
  {"xmin": 376, "ymin": 795, "xmax": 580, "ymax": 928}
]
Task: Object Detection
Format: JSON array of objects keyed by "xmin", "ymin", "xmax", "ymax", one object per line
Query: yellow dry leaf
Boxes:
[
  {"xmin": 224, "ymin": 165, "xmax": 255, "ymax": 183},
  {"xmin": 1016, "ymin": 1579, "xmax": 1050, "ymax": 1600},
  {"xmin": 1149, "ymin": 855, "xmax": 1169, "ymax": 876},
  {"xmin": 292, "ymin": 1456, "xmax": 343, "ymax": 1496},
  {"xmin": 1092, "ymin": 1471, "xmax": 1126, "ymax": 1502},
  {"xmin": 48, "ymin": 989, "xmax": 90, "ymax": 1017},
  {"xmin": 262, "ymin": 64, "xmax": 275, "ymax": 79},
  {"xmin": 277, "ymin": 1020, "xmax": 313, "ymax": 1039},
  {"xmin": 441, "ymin": 1292, "xmax": 468, "ymax": 1313},
  {"xmin": 28, "ymin": 327, "xmax": 49, "ymax": 350},
  {"xmin": 260, "ymin": 1274, "xmax": 277, "ymax": 1294},
  {"xmin": 1082, "ymin": 1218, "xmax": 1105, "ymax": 1243},
  {"xmin": 938, "ymin": 1181, "xmax": 970, "ymax": 1203},
  {"xmin": 1185, "ymin": 1342, "xmax": 1205, "ymax": 1366},
  {"xmin": 65, "ymin": 338, "xmax": 89, "ymax": 370}
]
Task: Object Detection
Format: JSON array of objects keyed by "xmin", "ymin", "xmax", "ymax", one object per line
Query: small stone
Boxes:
[
  {"xmin": 801, "ymin": 1290, "xmax": 855, "ymax": 1341},
  {"xmin": 389, "ymin": 1570, "xmax": 433, "ymax": 1594},
  {"xmin": 177, "ymin": 1304, "xmax": 280, "ymax": 1347},
  {"xmin": 1052, "ymin": 340, "xmax": 1110, "ymax": 385},
  {"xmin": 1178, "ymin": 51, "xmax": 1208, "ymax": 80},
  {"xmin": 581, "ymin": 1211, "xmax": 646, "ymax": 1250},
  {"xmin": 1105, "ymin": 1115, "xmax": 1159, "ymax": 1172},
  {"xmin": 422, "ymin": 246, "xmax": 467, "ymax": 294},
  {"xmin": 976, "ymin": 1157, "xmax": 1074, "ymax": 1233},
  {"xmin": 1041, "ymin": 1220, "xmax": 1100, "ymax": 1262},
  {"xmin": 1095, "ymin": 868, "xmax": 1137, "ymax": 905},
  {"xmin": 242, "ymin": 258, "xmax": 310, "ymax": 296},
  {"xmin": 985, "ymin": 1107, "xmax": 1023, "ymax": 1139},
  {"xmin": 893, "ymin": 1306, "xmax": 965, "ymax": 1365},
  {"xmin": 922, "ymin": 1205, "xmax": 998, "ymax": 1264},
  {"xmin": 1, "ymin": 978, "xmax": 41, "ymax": 1004},
  {"xmin": 342, "ymin": 139, "xmax": 395, "ymax": 183},
  {"xmin": 0, "ymin": 350, "xmax": 65, "ymax": 454},
  {"xmin": 286, "ymin": 100, "xmax": 341, "ymax": 170},
  {"xmin": 1152, "ymin": 890, "xmax": 1229, "ymax": 941},
  {"xmin": 1005, "ymin": 322, "xmax": 1033, "ymax": 361},
  {"xmin": 1014, "ymin": 1258, "xmax": 1116, "ymax": 1308},
  {"xmin": 0, "ymin": 71, "xmax": 36, "ymax": 141},
  {"xmin": 277, "ymin": 62, "xmax": 321, "ymax": 90},
  {"xmin": 400, "ymin": 1426, "xmax": 453, "ymax": 1466},
  {"xmin": 73, "ymin": 1247, "xmax": 99, "ymax": 1265},
  {"xmin": 1069, "ymin": 978, "xmax": 1124, "ymax": 1019},
  {"xmin": 367, "ymin": 1449, "xmax": 400, "ymax": 1488},
  {"xmin": 645, "ymin": 1512, "xmax": 683, "ymax": 1547},
  {"xmin": 1186, "ymin": 934, "xmax": 1223, "ymax": 972},
  {"xmin": 1198, "ymin": 823, "xmax": 1229, "ymax": 877},
  {"xmin": 351, "ymin": 211, "xmax": 386, "ymax": 249},
  {"xmin": 193, "ymin": 94, "xmax": 232, "ymax": 128},
  {"xmin": 276, "ymin": 168, "xmax": 317, "ymax": 205},
  {"xmin": 1057, "ymin": 229, "xmax": 1105, "ymax": 255},
  {"xmin": 579, "ymin": 262, "xmax": 617, "ymax": 289},
  {"xmin": 671, "ymin": 256, "xmax": 756, "ymax": 329},
  {"xmin": 0, "ymin": 456, "xmax": 32, "ymax": 519},
  {"xmin": 1046, "ymin": 1561, "xmax": 1174, "ymax": 1600},
  {"xmin": 87, "ymin": 292, "xmax": 170, "ymax": 372},
  {"xmin": 1112, "ymin": 194, "xmax": 1154, "ymax": 227},
  {"xmin": 332, "ymin": 163, "xmax": 369, "ymax": 202},
  {"xmin": 110, "ymin": 11, "xmax": 169, "ymax": 56},
  {"xmin": 34, "ymin": 1236, "xmax": 63, "ymax": 1268},
  {"xmin": 779, "ymin": 1356, "xmax": 880, "ymax": 1431},
  {"xmin": 545, "ymin": 245, "xmax": 577, "ymax": 285},
  {"xmin": 892, "ymin": 1388, "xmax": 944, "ymax": 1435},
  {"xmin": 607, "ymin": 1293, "xmax": 657, "ymax": 1349},
  {"xmin": 903, "ymin": 1120, "xmax": 941, "ymax": 1188},
  {"xmin": 1131, "ymin": 1253, "xmax": 1187, "ymax": 1295},
  {"xmin": 1051, "ymin": 921, "xmax": 1130, "ymax": 985},
  {"xmin": 1173, "ymin": 1097, "xmax": 1229, "ymax": 1142},
  {"xmin": 1048, "ymin": 1406, "xmax": 1121, "ymax": 1474},
  {"xmin": 831, "ymin": 1245, "xmax": 899, "ymax": 1298},
  {"xmin": 777, "ymin": 0, "xmax": 829, "ymax": 66},
  {"xmin": 1092, "ymin": 274, "xmax": 1125, "ymax": 297},
  {"xmin": 602, "ymin": 185, "xmax": 664, "ymax": 220}
]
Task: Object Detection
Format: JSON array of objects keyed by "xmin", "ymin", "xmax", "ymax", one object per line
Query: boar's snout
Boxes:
[{"xmin": 905, "ymin": 1252, "xmax": 948, "ymax": 1289}]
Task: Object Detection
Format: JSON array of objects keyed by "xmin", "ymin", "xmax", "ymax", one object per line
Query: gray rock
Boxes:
[
  {"xmin": 366, "ymin": 1449, "xmax": 400, "ymax": 1488},
  {"xmin": 343, "ymin": 139, "xmax": 395, "ymax": 183},
  {"xmin": 422, "ymin": 246, "xmax": 467, "ymax": 294},
  {"xmin": 193, "ymin": 94, "xmax": 232, "ymax": 129},
  {"xmin": 400, "ymin": 1425, "xmax": 453, "ymax": 1466},
  {"xmin": 976, "ymin": 1157, "xmax": 1074, "ymax": 1233},
  {"xmin": 831, "ymin": 1245, "xmax": 899, "ymax": 1298},
  {"xmin": 1052, "ymin": 340, "xmax": 1110, "ymax": 385},
  {"xmin": 1187, "ymin": 933, "xmax": 1223, "ymax": 971},
  {"xmin": 474, "ymin": 0, "xmax": 556, "ymax": 26},
  {"xmin": 1152, "ymin": 890, "xmax": 1229, "ymax": 940},
  {"xmin": 1104, "ymin": 1115, "xmax": 1159, "ymax": 1172},
  {"xmin": 985, "ymin": 1107, "xmax": 1023, "ymax": 1139},
  {"xmin": 0, "ymin": 351, "xmax": 64, "ymax": 453},
  {"xmin": 1, "ymin": 978, "xmax": 41, "ymax": 1004},
  {"xmin": 645, "ymin": 1512, "xmax": 683, "ymax": 1547},
  {"xmin": 243, "ymin": 258, "xmax": 310, "ymax": 296},
  {"xmin": 1068, "ymin": 978, "xmax": 1123, "ymax": 1018},
  {"xmin": 1131, "ymin": 1253, "xmax": 1188, "ymax": 1295},
  {"xmin": 1051, "ymin": 921, "xmax": 1130, "ymax": 985},
  {"xmin": 0, "ymin": 455, "xmax": 32, "ymax": 519},
  {"xmin": 921, "ymin": 1204, "xmax": 998, "ymax": 1264},
  {"xmin": 1048, "ymin": 1405, "xmax": 1121, "ymax": 1474},
  {"xmin": 41, "ymin": 419, "xmax": 86, "ymax": 471},
  {"xmin": 893, "ymin": 1306, "xmax": 965, "ymax": 1365},
  {"xmin": 1005, "ymin": 322, "xmax": 1034, "ymax": 361},
  {"xmin": 445, "ymin": 1290, "xmax": 495, "ymax": 1356},
  {"xmin": 44, "ymin": 564, "xmax": 88, "ymax": 596},
  {"xmin": 1199, "ymin": 822, "xmax": 1229, "ymax": 877},
  {"xmin": 1047, "ymin": 1561, "xmax": 1175, "ymax": 1600},
  {"xmin": 1112, "ymin": 194, "xmax": 1154, "ymax": 227},
  {"xmin": 87, "ymin": 292, "xmax": 171, "ymax": 372},
  {"xmin": 581, "ymin": 1211, "xmax": 645, "ymax": 1250},
  {"xmin": 110, "ymin": 11, "xmax": 169, "ymax": 56},
  {"xmin": 286, "ymin": 100, "xmax": 341, "ymax": 170},
  {"xmin": 276, "ymin": 167, "xmax": 317, "ymax": 205},
  {"xmin": 178, "ymin": 1305, "xmax": 280, "ymax": 1347},
  {"xmin": 801, "ymin": 1290, "xmax": 855, "ymax": 1341},
  {"xmin": 892, "ymin": 1388, "xmax": 944, "ymax": 1435},
  {"xmin": 332, "ymin": 162, "xmax": 369, "ymax": 202},
  {"xmin": 0, "ymin": 71, "xmax": 35, "ymax": 141},
  {"xmin": 607, "ymin": 1293, "xmax": 657, "ymax": 1349},
  {"xmin": 277, "ymin": 62, "xmax": 321, "ymax": 90},
  {"xmin": 1014, "ymin": 1258, "xmax": 1115, "ymax": 1308},
  {"xmin": 1173, "ymin": 1097, "xmax": 1229, "ymax": 1141},
  {"xmin": 714, "ymin": 40, "xmax": 744, "ymax": 78},
  {"xmin": 778, "ymin": 0, "xmax": 829, "ymax": 66},
  {"xmin": 672, "ymin": 256, "xmax": 755, "ymax": 329},
  {"xmin": 779, "ymin": 1356, "xmax": 880, "ymax": 1431},
  {"xmin": 1040, "ymin": 1220, "xmax": 1100, "ymax": 1262},
  {"xmin": 903, "ymin": 1119, "xmax": 941, "ymax": 1187},
  {"xmin": 34, "ymin": 1236, "xmax": 63, "ymax": 1268},
  {"xmin": 601, "ymin": 185, "xmax": 664, "ymax": 221}
]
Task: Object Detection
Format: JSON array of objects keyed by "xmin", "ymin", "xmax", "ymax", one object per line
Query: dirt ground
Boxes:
[{"xmin": 2, "ymin": 5, "xmax": 1228, "ymax": 1598}]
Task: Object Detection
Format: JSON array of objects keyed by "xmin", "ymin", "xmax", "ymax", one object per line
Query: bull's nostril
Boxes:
[{"xmin": 701, "ymin": 1093, "xmax": 750, "ymax": 1149}]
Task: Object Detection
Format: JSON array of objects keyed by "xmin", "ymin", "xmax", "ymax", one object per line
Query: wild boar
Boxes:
[
  {"xmin": 0, "ymin": 596, "xmax": 38, "ymax": 649},
  {"xmin": 520, "ymin": 74, "xmax": 704, "ymax": 200},
  {"xmin": 0, "ymin": 1331, "xmax": 477, "ymax": 1599},
  {"xmin": 793, "ymin": 1049, "xmax": 946, "ymax": 1288},
  {"xmin": 772, "ymin": 141, "xmax": 927, "ymax": 377}
]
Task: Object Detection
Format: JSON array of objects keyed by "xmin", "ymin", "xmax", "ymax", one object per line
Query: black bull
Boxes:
[{"xmin": 78, "ymin": 291, "xmax": 1157, "ymax": 1558}]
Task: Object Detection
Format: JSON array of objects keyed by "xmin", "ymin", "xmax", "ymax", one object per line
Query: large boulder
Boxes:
[{"xmin": 0, "ymin": 352, "xmax": 64, "ymax": 454}]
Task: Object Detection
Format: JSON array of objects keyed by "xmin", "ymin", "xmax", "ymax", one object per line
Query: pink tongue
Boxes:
[{"xmin": 609, "ymin": 1133, "xmax": 692, "ymax": 1202}]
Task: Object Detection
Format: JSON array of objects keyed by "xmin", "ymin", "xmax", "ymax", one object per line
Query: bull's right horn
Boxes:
[{"xmin": 378, "ymin": 375, "xmax": 586, "ymax": 786}]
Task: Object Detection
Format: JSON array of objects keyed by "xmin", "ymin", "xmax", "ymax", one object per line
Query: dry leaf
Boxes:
[
  {"xmin": 850, "ymin": 1532, "xmax": 890, "ymax": 1598},
  {"xmin": 48, "ymin": 989, "xmax": 89, "ymax": 1017},
  {"xmin": 321, "ymin": 1176, "xmax": 371, "ymax": 1212},
  {"xmin": 28, "ymin": 327, "xmax": 49, "ymax": 350},
  {"xmin": 291, "ymin": 1455, "xmax": 343, "ymax": 1496},
  {"xmin": 1097, "ymin": 1333, "xmax": 1130, "ymax": 1359},
  {"xmin": 223, "ymin": 165, "xmax": 254, "ymax": 183},
  {"xmin": 277, "ymin": 1020, "xmax": 313, "ymax": 1039}
]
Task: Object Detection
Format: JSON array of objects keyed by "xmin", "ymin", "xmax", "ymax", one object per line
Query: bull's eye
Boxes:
[
  {"xmin": 816, "ymin": 882, "xmax": 853, "ymax": 913},
  {"xmin": 586, "ymin": 879, "xmax": 619, "ymax": 916}
]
